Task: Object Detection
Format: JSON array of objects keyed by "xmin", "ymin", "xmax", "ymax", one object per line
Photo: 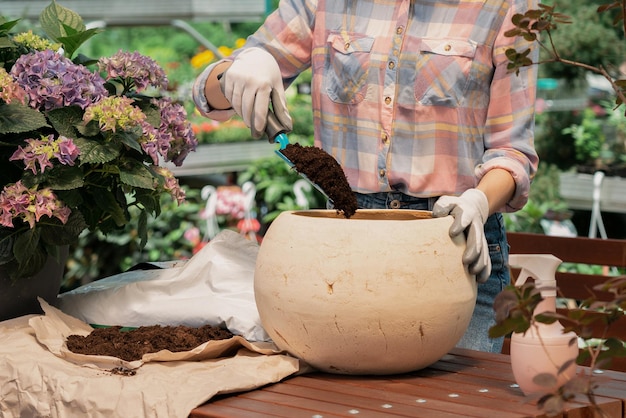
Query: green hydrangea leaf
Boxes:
[
  {"xmin": 14, "ymin": 249, "xmax": 47, "ymax": 279},
  {"xmin": 39, "ymin": 0, "xmax": 85, "ymax": 41},
  {"xmin": 72, "ymin": 53, "xmax": 99, "ymax": 67},
  {"xmin": 119, "ymin": 162, "xmax": 155, "ymax": 190},
  {"xmin": 74, "ymin": 137, "xmax": 121, "ymax": 164},
  {"xmin": 40, "ymin": 210, "xmax": 86, "ymax": 246},
  {"xmin": 46, "ymin": 106, "xmax": 84, "ymax": 138},
  {"xmin": 0, "ymin": 36, "xmax": 16, "ymax": 48},
  {"xmin": 12, "ymin": 226, "xmax": 42, "ymax": 265},
  {"xmin": 42, "ymin": 166, "xmax": 85, "ymax": 190},
  {"xmin": 113, "ymin": 129, "xmax": 143, "ymax": 153},
  {"xmin": 0, "ymin": 103, "xmax": 48, "ymax": 134},
  {"xmin": 0, "ymin": 19, "xmax": 20, "ymax": 36},
  {"xmin": 39, "ymin": 0, "xmax": 101, "ymax": 58},
  {"xmin": 92, "ymin": 189, "xmax": 128, "ymax": 227},
  {"xmin": 134, "ymin": 189, "xmax": 160, "ymax": 214},
  {"xmin": 76, "ymin": 120, "xmax": 103, "ymax": 137},
  {"xmin": 137, "ymin": 102, "xmax": 161, "ymax": 127},
  {"xmin": 56, "ymin": 27, "xmax": 102, "ymax": 59},
  {"xmin": 54, "ymin": 189, "xmax": 82, "ymax": 209},
  {"xmin": 137, "ymin": 210, "xmax": 148, "ymax": 249}
]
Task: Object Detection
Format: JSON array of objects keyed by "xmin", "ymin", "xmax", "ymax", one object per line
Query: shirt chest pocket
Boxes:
[
  {"xmin": 414, "ymin": 38, "xmax": 477, "ymax": 107},
  {"xmin": 324, "ymin": 32, "xmax": 375, "ymax": 104}
]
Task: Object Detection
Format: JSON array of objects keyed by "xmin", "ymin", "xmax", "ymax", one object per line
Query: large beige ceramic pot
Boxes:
[{"xmin": 254, "ymin": 209, "xmax": 477, "ymax": 375}]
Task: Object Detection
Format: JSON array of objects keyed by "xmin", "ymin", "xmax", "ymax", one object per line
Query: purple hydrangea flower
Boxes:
[
  {"xmin": 98, "ymin": 50, "xmax": 169, "ymax": 92},
  {"xmin": 139, "ymin": 122, "xmax": 163, "ymax": 165},
  {"xmin": 10, "ymin": 50, "xmax": 108, "ymax": 111},
  {"xmin": 151, "ymin": 97, "xmax": 198, "ymax": 166}
]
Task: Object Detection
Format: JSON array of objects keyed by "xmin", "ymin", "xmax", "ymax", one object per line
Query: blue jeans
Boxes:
[{"xmin": 343, "ymin": 191, "xmax": 510, "ymax": 353}]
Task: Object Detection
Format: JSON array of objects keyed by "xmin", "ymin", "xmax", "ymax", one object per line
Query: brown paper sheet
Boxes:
[{"xmin": 0, "ymin": 300, "xmax": 306, "ymax": 418}]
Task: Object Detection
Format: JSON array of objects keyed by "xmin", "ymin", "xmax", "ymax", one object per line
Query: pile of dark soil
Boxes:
[
  {"xmin": 66, "ymin": 324, "xmax": 234, "ymax": 362},
  {"xmin": 280, "ymin": 143, "xmax": 357, "ymax": 218}
]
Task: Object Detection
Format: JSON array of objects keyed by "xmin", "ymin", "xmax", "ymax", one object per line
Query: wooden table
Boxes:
[{"xmin": 190, "ymin": 348, "xmax": 626, "ymax": 418}]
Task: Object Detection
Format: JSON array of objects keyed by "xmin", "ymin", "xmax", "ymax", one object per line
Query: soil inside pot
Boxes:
[
  {"xmin": 280, "ymin": 143, "xmax": 357, "ymax": 218},
  {"xmin": 66, "ymin": 324, "xmax": 234, "ymax": 362}
]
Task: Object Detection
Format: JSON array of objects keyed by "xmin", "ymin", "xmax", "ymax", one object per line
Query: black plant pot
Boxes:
[{"xmin": 0, "ymin": 246, "xmax": 68, "ymax": 321}]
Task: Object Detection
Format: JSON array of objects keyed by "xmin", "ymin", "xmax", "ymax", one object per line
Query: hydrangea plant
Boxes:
[{"xmin": 0, "ymin": 1, "xmax": 197, "ymax": 280}]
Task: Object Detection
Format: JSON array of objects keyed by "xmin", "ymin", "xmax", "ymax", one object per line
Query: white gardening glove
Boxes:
[
  {"xmin": 221, "ymin": 47, "xmax": 292, "ymax": 138},
  {"xmin": 432, "ymin": 189, "xmax": 491, "ymax": 283}
]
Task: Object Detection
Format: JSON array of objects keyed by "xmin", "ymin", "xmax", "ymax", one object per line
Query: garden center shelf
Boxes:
[
  {"xmin": 1, "ymin": 0, "xmax": 268, "ymax": 59},
  {"xmin": 0, "ymin": 0, "xmax": 267, "ymax": 25},
  {"xmin": 165, "ymin": 142, "xmax": 275, "ymax": 177},
  {"xmin": 559, "ymin": 171, "xmax": 626, "ymax": 214}
]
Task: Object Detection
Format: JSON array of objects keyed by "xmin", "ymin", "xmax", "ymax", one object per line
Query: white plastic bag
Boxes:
[{"xmin": 58, "ymin": 230, "xmax": 270, "ymax": 342}]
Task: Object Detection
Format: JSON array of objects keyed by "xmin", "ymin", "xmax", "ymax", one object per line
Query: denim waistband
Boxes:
[{"xmin": 353, "ymin": 192, "xmax": 439, "ymax": 211}]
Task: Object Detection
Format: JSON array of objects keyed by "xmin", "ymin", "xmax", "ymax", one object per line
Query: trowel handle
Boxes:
[{"xmin": 265, "ymin": 108, "xmax": 289, "ymax": 144}]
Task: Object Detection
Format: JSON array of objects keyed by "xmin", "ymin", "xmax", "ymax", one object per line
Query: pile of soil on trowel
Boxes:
[
  {"xmin": 281, "ymin": 143, "xmax": 357, "ymax": 218},
  {"xmin": 66, "ymin": 324, "xmax": 234, "ymax": 362}
]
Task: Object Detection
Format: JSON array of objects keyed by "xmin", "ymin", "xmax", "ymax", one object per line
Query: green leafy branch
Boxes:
[
  {"xmin": 505, "ymin": 2, "xmax": 626, "ymax": 109},
  {"xmin": 38, "ymin": 0, "xmax": 101, "ymax": 59}
]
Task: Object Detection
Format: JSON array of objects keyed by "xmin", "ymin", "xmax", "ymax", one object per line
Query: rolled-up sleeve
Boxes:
[
  {"xmin": 477, "ymin": 0, "xmax": 540, "ymax": 212},
  {"xmin": 192, "ymin": 60, "xmax": 236, "ymax": 121}
]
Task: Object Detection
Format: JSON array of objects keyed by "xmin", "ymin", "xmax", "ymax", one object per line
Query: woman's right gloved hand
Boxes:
[{"xmin": 221, "ymin": 47, "xmax": 292, "ymax": 138}]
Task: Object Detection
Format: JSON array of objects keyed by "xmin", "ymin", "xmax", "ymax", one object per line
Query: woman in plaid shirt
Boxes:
[{"xmin": 194, "ymin": 0, "xmax": 539, "ymax": 353}]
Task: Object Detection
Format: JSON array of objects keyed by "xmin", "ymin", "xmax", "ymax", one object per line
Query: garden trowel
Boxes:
[
  {"xmin": 263, "ymin": 108, "xmax": 330, "ymax": 200},
  {"xmin": 216, "ymin": 65, "xmax": 330, "ymax": 200}
]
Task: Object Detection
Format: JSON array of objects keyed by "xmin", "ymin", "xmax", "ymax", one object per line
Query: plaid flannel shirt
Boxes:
[{"xmin": 194, "ymin": 0, "xmax": 539, "ymax": 212}]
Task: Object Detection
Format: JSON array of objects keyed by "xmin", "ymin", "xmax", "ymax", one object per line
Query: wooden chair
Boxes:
[{"xmin": 503, "ymin": 232, "xmax": 626, "ymax": 372}]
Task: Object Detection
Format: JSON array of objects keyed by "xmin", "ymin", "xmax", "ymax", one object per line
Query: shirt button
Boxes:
[
  {"xmin": 344, "ymin": 42, "xmax": 351, "ymax": 51},
  {"xmin": 379, "ymin": 169, "xmax": 386, "ymax": 178},
  {"xmin": 382, "ymin": 133, "xmax": 389, "ymax": 145},
  {"xmin": 396, "ymin": 26, "xmax": 404, "ymax": 35},
  {"xmin": 444, "ymin": 44, "xmax": 452, "ymax": 51},
  {"xmin": 384, "ymin": 97, "xmax": 392, "ymax": 105},
  {"xmin": 388, "ymin": 61, "xmax": 395, "ymax": 70}
]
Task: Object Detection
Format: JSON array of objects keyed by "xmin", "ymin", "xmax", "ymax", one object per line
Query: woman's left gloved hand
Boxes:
[{"xmin": 433, "ymin": 189, "xmax": 491, "ymax": 283}]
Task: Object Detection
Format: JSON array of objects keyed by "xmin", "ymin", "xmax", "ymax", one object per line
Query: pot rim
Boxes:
[{"xmin": 287, "ymin": 209, "xmax": 433, "ymax": 221}]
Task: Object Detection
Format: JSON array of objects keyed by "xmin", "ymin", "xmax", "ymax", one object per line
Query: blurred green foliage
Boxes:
[
  {"xmin": 536, "ymin": 0, "xmax": 625, "ymax": 82},
  {"xmin": 503, "ymin": 163, "xmax": 567, "ymax": 233}
]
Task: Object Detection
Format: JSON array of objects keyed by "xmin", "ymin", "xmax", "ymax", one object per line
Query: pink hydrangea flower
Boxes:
[
  {"xmin": 153, "ymin": 166, "xmax": 186, "ymax": 204},
  {"xmin": 0, "ymin": 181, "xmax": 70, "ymax": 229},
  {"xmin": 9, "ymin": 135, "xmax": 80, "ymax": 174}
]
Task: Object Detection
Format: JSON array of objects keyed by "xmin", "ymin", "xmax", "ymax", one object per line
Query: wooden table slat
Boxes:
[
  {"xmin": 281, "ymin": 375, "xmax": 534, "ymax": 418},
  {"xmin": 240, "ymin": 388, "xmax": 406, "ymax": 418},
  {"xmin": 190, "ymin": 349, "xmax": 626, "ymax": 418},
  {"xmin": 189, "ymin": 400, "xmax": 286, "ymax": 418},
  {"xmin": 192, "ymin": 392, "xmax": 346, "ymax": 418}
]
